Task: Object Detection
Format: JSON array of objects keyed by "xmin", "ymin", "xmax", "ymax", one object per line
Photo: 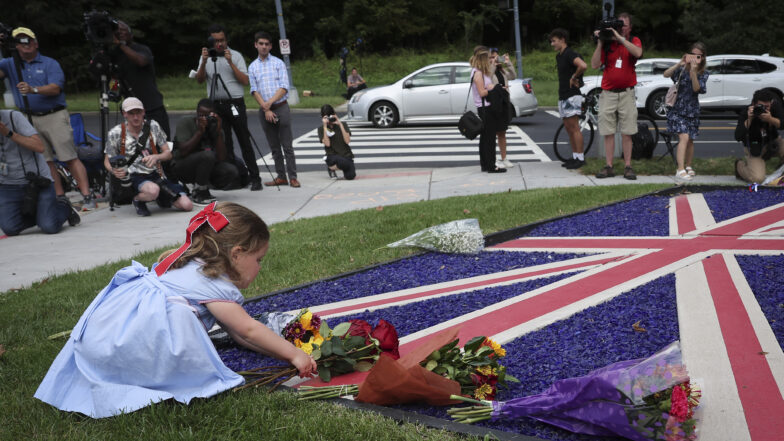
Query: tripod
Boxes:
[{"xmin": 208, "ymin": 56, "xmax": 278, "ymax": 190}]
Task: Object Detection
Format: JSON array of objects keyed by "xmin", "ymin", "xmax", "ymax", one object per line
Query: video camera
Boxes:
[
  {"xmin": 596, "ymin": 18, "xmax": 624, "ymax": 42},
  {"xmin": 109, "ymin": 155, "xmax": 132, "ymax": 185},
  {"xmin": 206, "ymin": 36, "xmax": 225, "ymax": 61},
  {"xmin": 83, "ymin": 10, "xmax": 118, "ymax": 47}
]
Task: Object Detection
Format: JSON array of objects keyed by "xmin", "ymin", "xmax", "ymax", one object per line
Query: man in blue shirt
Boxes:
[
  {"xmin": 0, "ymin": 27, "xmax": 96, "ymax": 210},
  {"xmin": 248, "ymin": 31, "xmax": 299, "ymax": 188}
]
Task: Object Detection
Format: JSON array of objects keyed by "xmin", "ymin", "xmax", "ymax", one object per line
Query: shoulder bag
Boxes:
[
  {"xmin": 665, "ymin": 67, "xmax": 683, "ymax": 108},
  {"xmin": 458, "ymin": 73, "xmax": 483, "ymax": 140}
]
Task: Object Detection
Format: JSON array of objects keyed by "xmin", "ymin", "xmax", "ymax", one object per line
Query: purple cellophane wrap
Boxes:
[{"xmin": 491, "ymin": 341, "xmax": 690, "ymax": 441}]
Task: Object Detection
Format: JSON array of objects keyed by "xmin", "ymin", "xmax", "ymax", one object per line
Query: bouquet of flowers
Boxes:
[
  {"xmin": 236, "ymin": 312, "xmax": 400, "ymax": 390},
  {"xmin": 422, "ymin": 336, "xmax": 518, "ymax": 401},
  {"xmin": 387, "ymin": 218, "xmax": 485, "ymax": 254},
  {"xmin": 448, "ymin": 341, "xmax": 701, "ymax": 441}
]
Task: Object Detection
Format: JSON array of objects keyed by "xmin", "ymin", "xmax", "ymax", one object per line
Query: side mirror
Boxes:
[{"xmin": 403, "ymin": 79, "xmax": 414, "ymax": 88}]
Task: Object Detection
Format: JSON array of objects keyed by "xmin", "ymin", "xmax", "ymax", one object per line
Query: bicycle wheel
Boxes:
[{"xmin": 553, "ymin": 117, "xmax": 594, "ymax": 162}]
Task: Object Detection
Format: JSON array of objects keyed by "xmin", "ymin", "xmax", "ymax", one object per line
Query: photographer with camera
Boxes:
[
  {"xmin": 733, "ymin": 89, "xmax": 784, "ymax": 183},
  {"xmin": 110, "ymin": 21, "xmax": 170, "ymax": 139},
  {"xmin": 590, "ymin": 12, "xmax": 643, "ymax": 180},
  {"xmin": 318, "ymin": 104, "xmax": 356, "ymax": 180},
  {"xmin": 172, "ymin": 99, "xmax": 240, "ymax": 204},
  {"xmin": 195, "ymin": 24, "xmax": 260, "ymax": 191},
  {"xmin": 0, "ymin": 27, "xmax": 96, "ymax": 210},
  {"xmin": 104, "ymin": 98, "xmax": 191, "ymax": 217},
  {"xmin": 0, "ymin": 109, "xmax": 80, "ymax": 236}
]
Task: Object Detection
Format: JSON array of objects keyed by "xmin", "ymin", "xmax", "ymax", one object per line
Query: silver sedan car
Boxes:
[{"xmin": 345, "ymin": 62, "xmax": 538, "ymax": 128}]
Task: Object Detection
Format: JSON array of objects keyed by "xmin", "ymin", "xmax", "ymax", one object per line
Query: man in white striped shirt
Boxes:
[{"xmin": 248, "ymin": 31, "xmax": 299, "ymax": 188}]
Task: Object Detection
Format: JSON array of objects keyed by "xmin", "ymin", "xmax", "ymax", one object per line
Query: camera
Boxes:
[
  {"xmin": 109, "ymin": 155, "xmax": 132, "ymax": 185},
  {"xmin": 328, "ymin": 115, "xmax": 337, "ymax": 123},
  {"xmin": 83, "ymin": 10, "xmax": 118, "ymax": 47},
  {"xmin": 206, "ymin": 36, "xmax": 224, "ymax": 60},
  {"xmin": 596, "ymin": 18, "xmax": 624, "ymax": 42},
  {"xmin": 21, "ymin": 172, "xmax": 51, "ymax": 217},
  {"xmin": 753, "ymin": 104, "xmax": 766, "ymax": 117}
]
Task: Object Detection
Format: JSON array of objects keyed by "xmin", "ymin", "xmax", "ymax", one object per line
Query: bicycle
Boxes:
[{"xmin": 552, "ymin": 93, "xmax": 660, "ymax": 162}]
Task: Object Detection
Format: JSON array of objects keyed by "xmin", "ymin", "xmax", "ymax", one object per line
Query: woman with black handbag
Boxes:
[
  {"xmin": 470, "ymin": 47, "xmax": 506, "ymax": 173},
  {"xmin": 663, "ymin": 42, "xmax": 708, "ymax": 182}
]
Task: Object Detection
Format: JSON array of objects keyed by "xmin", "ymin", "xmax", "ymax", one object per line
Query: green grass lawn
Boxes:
[{"xmin": 0, "ymin": 184, "xmax": 672, "ymax": 441}]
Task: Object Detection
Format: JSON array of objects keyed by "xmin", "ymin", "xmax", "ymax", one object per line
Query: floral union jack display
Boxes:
[{"xmin": 218, "ymin": 188, "xmax": 784, "ymax": 441}]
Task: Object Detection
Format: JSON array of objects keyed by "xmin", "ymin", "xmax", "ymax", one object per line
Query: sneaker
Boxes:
[
  {"xmin": 133, "ymin": 200, "xmax": 151, "ymax": 217},
  {"xmin": 623, "ymin": 166, "xmax": 637, "ymax": 181},
  {"xmin": 81, "ymin": 193, "xmax": 97, "ymax": 211},
  {"xmin": 327, "ymin": 168, "xmax": 338, "ymax": 179},
  {"xmin": 595, "ymin": 165, "xmax": 615, "ymax": 179},
  {"xmin": 192, "ymin": 189, "xmax": 217, "ymax": 205},
  {"xmin": 495, "ymin": 160, "xmax": 507, "ymax": 169},
  {"xmin": 57, "ymin": 195, "xmax": 81, "ymax": 226},
  {"xmin": 487, "ymin": 166, "xmax": 507, "ymax": 173},
  {"xmin": 561, "ymin": 159, "xmax": 574, "ymax": 167},
  {"xmin": 249, "ymin": 180, "xmax": 263, "ymax": 191},
  {"xmin": 565, "ymin": 159, "xmax": 586, "ymax": 170},
  {"xmin": 685, "ymin": 166, "xmax": 696, "ymax": 177},
  {"xmin": 502, "ymin": 158, "xmax": 515, "ymax": 168}
]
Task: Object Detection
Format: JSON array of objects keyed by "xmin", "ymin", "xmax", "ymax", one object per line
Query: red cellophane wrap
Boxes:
[{"xmin": 355, "ymin": 327, "xmax": 462, "ymax": 406}]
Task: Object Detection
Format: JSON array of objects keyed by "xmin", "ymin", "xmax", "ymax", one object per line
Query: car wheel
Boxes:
[
  {"xmin": 370, "ymin": 101, "xmax": 399, "ymax": 128},
  {"xmin": 586, "ymin": 88, "xmax": 601, "ymax": 114},
  {"xmin": 646, "ymin": 90, "xmax": 668, "ymax": 120}
]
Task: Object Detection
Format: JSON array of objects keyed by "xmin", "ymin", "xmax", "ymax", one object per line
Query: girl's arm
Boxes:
[{"xmin": 207, "ymin": 302, "xmax": 317, "ymax": 377}]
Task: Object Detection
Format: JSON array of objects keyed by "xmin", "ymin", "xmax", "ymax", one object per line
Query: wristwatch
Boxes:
[
  {"xmin": 5, "ymin": 130, "xmax": 13, "ymax": 138},
  {"xmin": 32, "ymin": 87, "xmax": 39, "ymax": 94}
]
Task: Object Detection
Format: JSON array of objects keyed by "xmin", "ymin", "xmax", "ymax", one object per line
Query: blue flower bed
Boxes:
[
  {"xmin": 703, "ymin": 188, "xmax": 784, "ymax": 223},
  {"xmin": 219, "ymin": 188, "xmax": 783, "ymax": 441},
  {"xmin": 244, "ymin": 251, "xmax": 586, "ymax": 317},
  {"xmin": 736, "ymin": 255, "xmax": 784, "ymax": 349},
  {"xmin": 527, "ymin": 195, "xmax": 670, "ymax": 237}
]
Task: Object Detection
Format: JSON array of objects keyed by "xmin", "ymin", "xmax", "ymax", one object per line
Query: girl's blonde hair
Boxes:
[
  {"xmin": 690, "ymin": 42, "xmax": 707, "ymax": 74},
  {"xmin": 469, "ymin": 47, "xmax": 492, "ymax": 76},
  {"xmin": 157, "ymin": 202, "xmax": 270, "ymax": 282}
]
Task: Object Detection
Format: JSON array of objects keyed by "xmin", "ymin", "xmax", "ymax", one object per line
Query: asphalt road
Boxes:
[{"xmin": 77, "ymin": 108, "xmax": 744, "ymax": 172}]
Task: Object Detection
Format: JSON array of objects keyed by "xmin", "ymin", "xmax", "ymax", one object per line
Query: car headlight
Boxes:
[{"xmin": 350, "ymin": 90, "xmax": 367, "ymax": 103}]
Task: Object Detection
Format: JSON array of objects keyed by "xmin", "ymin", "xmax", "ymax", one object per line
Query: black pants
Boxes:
[
  {"xmin": 477, "ymin": 106, "xmax": 497, "ymax": 171},
  {"xmin": 172, "ymin": 150, "xmax": 240, "ymax": 190},
  {"xmin": 145, "ymin": 106, "xmax": 171, "ymax": 141},
  {"xmin": 214, "ymin": 98, "xmax": 259, "ymax": 183},
  {"xmin": 346, "ymin": 83, "xmax": 367, "ymax": 100},
  {"xmin": 326, "ymin": 155, "xmax": 356, "ymax": 180}
]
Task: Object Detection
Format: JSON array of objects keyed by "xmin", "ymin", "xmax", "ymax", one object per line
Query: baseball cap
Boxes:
[
  {"xmin": 12, "ymin": 27, "xmax": 36, "ymax": 40},
  {"xmin": 121, "ymin": 97, "xmax": 145, "ymax": 112}
]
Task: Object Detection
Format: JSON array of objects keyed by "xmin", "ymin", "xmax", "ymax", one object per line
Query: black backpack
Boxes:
[{"xmin": 631, "ymin": 122, "xmax": 655, "ymax": 160}]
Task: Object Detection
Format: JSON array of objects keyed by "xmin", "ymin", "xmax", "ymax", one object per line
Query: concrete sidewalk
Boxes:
[{"xmin": 0, "ymin": 162, "xmax": 741, "ymax": 293}]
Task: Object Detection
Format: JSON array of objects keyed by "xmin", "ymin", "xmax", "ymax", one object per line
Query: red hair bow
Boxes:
[{"xmin": 155, "ymin": 201, "xmax": 230, "ymax": 276}]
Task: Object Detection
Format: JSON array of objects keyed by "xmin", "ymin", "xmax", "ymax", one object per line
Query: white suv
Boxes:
[{"xmin": 581, "ymin": 55, "xmax": 784, "ymax": 119}]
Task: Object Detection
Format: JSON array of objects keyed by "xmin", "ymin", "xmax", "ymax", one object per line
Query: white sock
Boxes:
[{"xmin": 574, "ymin": 153, "xmax": 584, "ymax": 161}]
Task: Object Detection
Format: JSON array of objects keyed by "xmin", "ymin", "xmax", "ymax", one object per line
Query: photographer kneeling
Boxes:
[
  {"xmin": 172, "ymin": 99, "xmax": 240, "ymax": 204},
  {"xmin": 318, "ymin": 104, "xmax": 356, "ymax": 180},
  {"xmin": 0, "ymin": 110, "xmax": 80, "ymax": 236},
  {"xmin": 104, "ymin": 98, "xmax": 192, "ymax": 217},
  {"xmin": 734, "ymin": 89, "xmax": 784, "ymax": 183}
]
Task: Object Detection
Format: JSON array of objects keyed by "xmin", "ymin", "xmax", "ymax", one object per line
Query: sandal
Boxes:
[
  {"xmin": 685, "ymin": 166, "xmax": 695, "ymax": 177},
  {"xmin": 675, "ymin": 169, "xmax": 692, "ymax": 181}
]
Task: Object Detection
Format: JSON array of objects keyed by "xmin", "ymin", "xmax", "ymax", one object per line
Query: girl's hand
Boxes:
[{"xmin": 291, "ymin": 350, "xmax": 318, "ymax": 378}]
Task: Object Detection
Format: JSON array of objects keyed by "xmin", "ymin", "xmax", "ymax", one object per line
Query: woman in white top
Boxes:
[{"xmin": 470, "ymin": 46, "xmax": 506, "ymax": 173}]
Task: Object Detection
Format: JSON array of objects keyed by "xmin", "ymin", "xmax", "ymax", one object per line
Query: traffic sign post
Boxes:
[{"xmin": 279, "ymin": 39, "xmax": 291, "ymax": 55}]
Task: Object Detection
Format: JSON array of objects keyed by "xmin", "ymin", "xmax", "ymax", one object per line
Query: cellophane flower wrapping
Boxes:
[
  {"xmin": 387, "ymin": 219, "xmax": 484, "ymax": 254},
  {"xmin": 490, "ymin": 341, "xmax": 700, "ymax": 441}
]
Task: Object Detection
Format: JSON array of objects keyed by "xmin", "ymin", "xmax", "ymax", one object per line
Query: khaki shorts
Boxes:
[
  {"xmin": 598, "ymin": 89, "xmax": 638, "ymax": 136},
  {"xmin": 31, "ymin": 109, "xmax": 77, "ymax": 162}
]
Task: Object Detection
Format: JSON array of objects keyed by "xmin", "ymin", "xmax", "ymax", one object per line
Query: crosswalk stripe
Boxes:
[{"xmin": 258, "ymin": 123, "xmax": 552, "ymax": 167}]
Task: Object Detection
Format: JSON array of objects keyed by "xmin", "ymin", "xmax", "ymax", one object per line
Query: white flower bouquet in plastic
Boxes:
[{"xmin": 387, "ymin": 219, "xmax": 484, "ymax": 254}]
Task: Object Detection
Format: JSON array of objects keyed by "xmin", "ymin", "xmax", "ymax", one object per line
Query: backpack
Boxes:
[{"xmin": 631, "ymin": 122, "xmax": 655, "ymax": 160}]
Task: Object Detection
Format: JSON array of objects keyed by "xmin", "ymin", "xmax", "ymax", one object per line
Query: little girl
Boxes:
[{"xmin": 34, "ymin": 202, "xmax": 317, "ymax": 418}]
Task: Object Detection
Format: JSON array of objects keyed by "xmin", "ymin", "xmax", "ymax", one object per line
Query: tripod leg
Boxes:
[{"xmin": 247, "ymin": 133, "xmax": 280, "ymax": 191}]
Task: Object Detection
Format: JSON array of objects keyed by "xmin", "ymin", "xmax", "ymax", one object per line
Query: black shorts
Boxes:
[{"xmin": 130, "ymin": 172, "xmax": 186, "ymax": 207}]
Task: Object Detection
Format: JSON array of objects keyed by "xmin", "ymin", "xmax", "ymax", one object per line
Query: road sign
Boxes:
[{"xmin": 279, "ymin": 39, "xmax": 291, "ymax": 55}]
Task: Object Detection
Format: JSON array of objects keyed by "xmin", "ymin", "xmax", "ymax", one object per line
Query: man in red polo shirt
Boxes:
[{"xmin": 590, "ymin": 13, "xmax": 643, "ymax": 180}]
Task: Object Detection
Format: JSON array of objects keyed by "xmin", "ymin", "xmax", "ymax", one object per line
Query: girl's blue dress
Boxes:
[{"xmin": 34, "ymin": 260, "xmax": 246, "ymax": 418}]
